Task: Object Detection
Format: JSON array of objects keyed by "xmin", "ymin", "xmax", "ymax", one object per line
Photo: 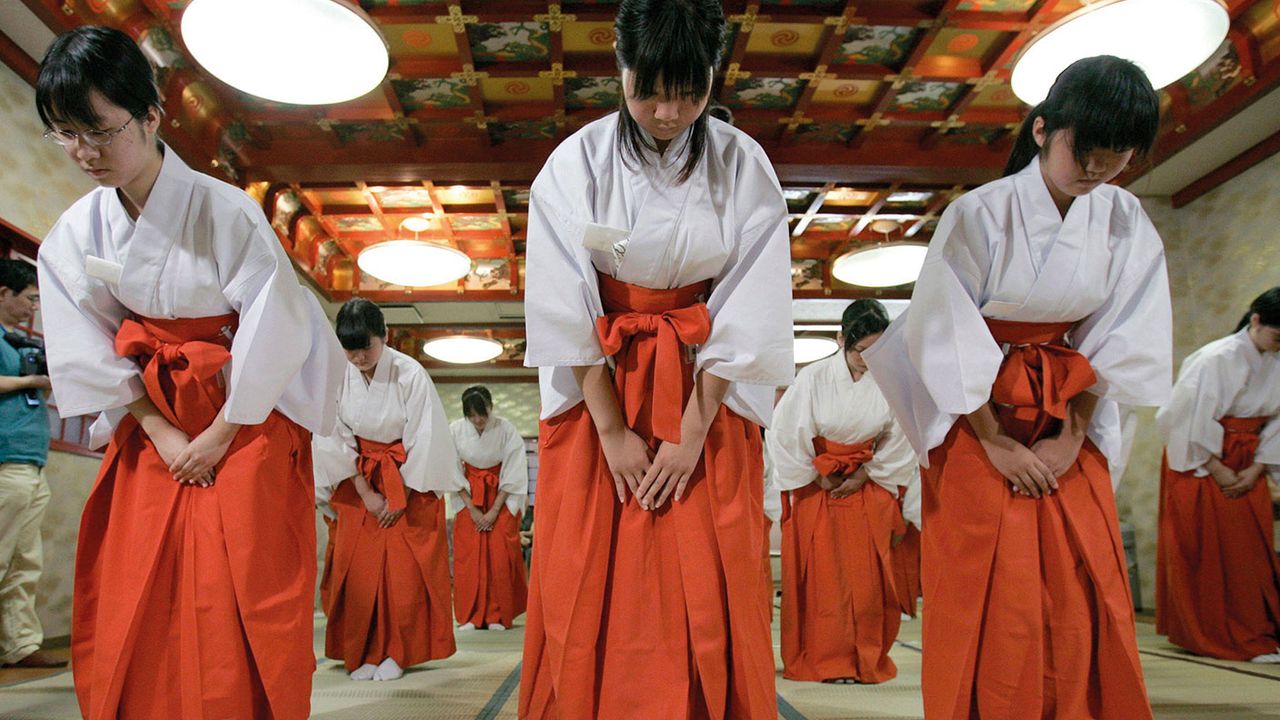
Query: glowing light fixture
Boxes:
[
  {"xmin": 423, "ymin": 336, "xmax": 504, "ymax": 364},
  {"xmin": 1010, "ymin": 0, "xmax": 1229, "ymax": 105},
  {"xmin": 181, "ymin": 0, "xmax": 389, "ymax": 105},
  {"xmin": 399, "ymin": 216, "xmax": 432, "ymax": 233},
  {"xmin": 357, "ymin": 240, "xmax": 471, "ymax": 287},
  {"xmin": 832, "ymin": 242, "xmax": 928, "ymax": 288},
  {"xmin": 793, "ymin": 335, "xmax": 840, "ymax": 365}
]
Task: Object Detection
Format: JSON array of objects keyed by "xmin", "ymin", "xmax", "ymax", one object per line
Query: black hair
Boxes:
[
  {"xmin": 462, "ymin": 386, "xmax": 493, "ymax": 418},
  {"xmin": 36, "ymin": 25, "xmax": 162, "ymax": 130},
  {"xmin": 1235, "ymin": 286, "xmax": 1280, "ymax": 332},
  {"xmin": 614, "ymin": 0, "xmax": 725, "ymax": 184},
  {"xmin": 841, "ymin": 299, "xmax": 890, "ymax": 351},
  {"xmin": 0, "ymin": 259, "xmax": 37, "ymax": 296},
  {"xmin": 1003, "ymin": 55, "xmax": 1159, "ymax": 177},
  {"xmin": 335, "ymin": 298, "xmax": 385, "ymax": 351}
]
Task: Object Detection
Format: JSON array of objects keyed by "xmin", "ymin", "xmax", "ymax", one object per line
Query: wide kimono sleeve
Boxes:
[
  {"xmin": 217, "ymin": 209, "xmax": 344, "ymax": 434},
  {"xmin": 862, "ymin": 200, "xmax": 1003, "ymax": 465},
  {"xmin": 1258, "ymin": 406, "xmax": 1280, "ymax": 474},
  {"xmin": 1156, "ymin": 348, "xmax": 1231, "ymax": 474},
  {"xmin": 900, "ymin": 467, "xmax": 922, "ymax": 530},
  {"xmin": 399, "ymin": 368, "xmax": 467, "ymax": 495},
  {"xmin": 36, "ymin": 217, "xmax": 146, "ymax": 418},
  {"xmin": 1072, "ymin": 204, "xmax": 1172, "ymax": 408},
  {"xmin": 523, "ymin": 152, "xmax": 606, "ymax": 369},
  {"xmin": 497, "ymin": 422, "xmax": 530, "ymax": 498},
  {"xmin": 696, "ymin": 151, "xmax": 794, "ymax": 391},
  {"xmin": 762, "ymin": 446, "xmax": 783, "ymax": 524},
  {"xmin": 765, "ymin": 371, "xmax": 820, "ymax": 491},
  {"xmin": 312, "ymin": 409, "xmax": 358, "ymax": 490},
  {"xmin": 866, "ymin": 409, "xmax": 919, "ymax": 493}
]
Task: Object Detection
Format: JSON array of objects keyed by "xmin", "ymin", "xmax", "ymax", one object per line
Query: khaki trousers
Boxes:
[{"xmin": 0, "ymin": 462, "xmax": 49, "ymax": 665}]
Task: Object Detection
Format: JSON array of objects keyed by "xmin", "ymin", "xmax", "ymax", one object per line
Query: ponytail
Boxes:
[{"xmin": 1003, "ymin": 105, "xmax": 1045, "ymax": 177}]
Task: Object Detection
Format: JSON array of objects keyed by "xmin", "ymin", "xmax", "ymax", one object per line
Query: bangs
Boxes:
[
  {"xmin": 1055, "ymin": 58, "xmax": 1159, "ymax": 161},
  {"xmin": 36, "ymin": 65, "xmax": 103, "ymax": 129},
  {"xmin": 624, "ymin": 7, "xmax": 717, "ymax": 99},
  {"xmin": 335, "ymin": 298, "xmax": 384, "ymax": 350}
]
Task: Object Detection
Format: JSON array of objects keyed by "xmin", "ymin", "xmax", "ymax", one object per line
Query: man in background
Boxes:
[{"xmin": 0, "ymin": 258, "xmax": 62, "ymax": 669}]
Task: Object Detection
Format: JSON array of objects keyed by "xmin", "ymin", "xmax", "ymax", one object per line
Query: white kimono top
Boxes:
[
  {"xmin": 763, "ymin": 440, "xmax": 782, "ymax": 524},
  {"xmin": 450, "ymin": 415, "xmax": 529, "ymax": 516},
  {"xmin": 37, "ymin": 145, "xmax": 343, "ymax": 446},
  {"xmin": 312, "ymin": 347, "xmax": 465, "ymax": 496},
  {"xmin": 523, "ymin": 113, "xmax": 795, "ymax": 427},
  {"xmin": 863, "ymin": 158, "xmax": 1173, "ymax": 469},
  {"xmin": 767, "ymin": 353, "xmax": 921, "ymax": 528},
  {"xmin": 1157, "ymin": 328, "xmax": 1280, "ymax": 476}
]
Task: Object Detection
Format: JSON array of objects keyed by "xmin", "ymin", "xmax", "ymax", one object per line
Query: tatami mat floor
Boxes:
[{"xmin": 2, "ymin": 614, "xmax": 1277, "ymax": 719}]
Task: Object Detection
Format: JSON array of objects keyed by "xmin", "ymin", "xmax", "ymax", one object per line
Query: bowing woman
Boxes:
[
  {"xmin": 518, "ymin": 0, "xmax": 794, "ymax": 716},
  {"xmin": 34, "ymin": 26, "xmax": 345, "ymax": 719},
  {"xmin": 768, "ymin": 299, "xmax": 919, "ymax": 684},
  {"xmin": 450, "ymin": 385, "xmax": 530, "ymax": 632},
  {"xmin": 1156, "ymin": 287, "xmax": 1280, "ymax": 663},
  {"xmin": 313, "ymin": 299, "xmax": 462, "ymax": 681},
  {"xmin": 864, "ymin": 55, "xmax": 1172, "ymax": 719}
]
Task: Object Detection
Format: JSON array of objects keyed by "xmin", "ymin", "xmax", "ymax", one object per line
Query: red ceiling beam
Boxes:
[
  {"xmin": 0, "ymin": 29, "xmax": 39, "ymax": 85},
  {"xmin": 1171, "ymin": 124, "xmax": 1280, "ymax": 208}
]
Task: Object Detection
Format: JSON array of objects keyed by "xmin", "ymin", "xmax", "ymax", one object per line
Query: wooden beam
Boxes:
[
  {"xmin": 0, "ymin": 29, "xmax": 38, "ymax": 86},
  {"xmin": 1171, "ymin": 125, "xmax": 1280, "ymax": 208}
]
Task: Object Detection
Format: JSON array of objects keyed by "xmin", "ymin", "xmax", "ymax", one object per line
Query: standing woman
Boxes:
[
  {"xmin": 450, "ymin": 385, "xmax": 530, "ymax": 632},
  {"xmin": 1156, "ymin": 287, "xmax": 1280, "ymax": 663},
  {"xmin": 34, "ymin": 26, "xmax": 345, "ymax": 719},
  {"xmin": 518, "ymin": 0, "xmax": 794, "ymax": 716},
  {"xmin": 768, "ymin": 299, "xmax": 919, "ymax": 684},
  {"xmin": 313, "ymin": 299, "xmax": 462, "ymax": 681},
  {"xmin": 864, "ymin": 55, "xmax": 1170, "ymax": 719}
]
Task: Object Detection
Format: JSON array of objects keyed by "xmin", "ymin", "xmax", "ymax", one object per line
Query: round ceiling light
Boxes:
[
  {"xmin": 399, "ymin": 216, "xmax": 432, "ymax": 233},
  {"xmin": 793, "ymin": 335, "xmax": 840, "ymax": 365},
  {"xmin": 832, "ymin": 242, "xmax": 929, "ymax": 288},
  {"xmin": 181, "ymin": 0, "xmax": 389, "ymax": 105},
  {"xmin": 1010, "ymin": 0, "xmax": 1229, "ymax": 106},
  {"xmin": 423, "ymin": 336, "xmax": 504, "ymax": 365},
  {"xmin": 357, "ymin": 240, "xmax": 472, "ymax": 287}
]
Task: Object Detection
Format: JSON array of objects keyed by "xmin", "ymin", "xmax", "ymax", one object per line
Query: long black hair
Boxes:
[
  {"xmin": 1003, "ymin": 55, "xmax": 1159, "ymax": 177},
  {"xmin": 841, "ymin": 299, "xmax": 891, "ymax": 350},
  {"xmin": 36, "ymin": 25, "xmax": 161, "ymax": 130},
  {"xmin": 1235, "ymin": 286, "xmax": 1280, "ymax": 332},
  {"xmin": 614, "ymin": 0, "xmax": 725, "ymax": 184},
  {"xmin": 335, "ymin": 298, "xmax": 385, "ymax": 351},
  {"xmin": 462, "ymin": 385, "xmax": 493, "ymax": 418}
]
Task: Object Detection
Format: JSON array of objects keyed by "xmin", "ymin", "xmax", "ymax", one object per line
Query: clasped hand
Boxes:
[{"xmin": 599, "ymin": 426, "xmax": 705, "ymax": 511}]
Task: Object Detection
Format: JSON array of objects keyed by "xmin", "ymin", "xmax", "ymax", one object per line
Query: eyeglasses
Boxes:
[{"xmin": 42, "ymin": 117, "xmax": 136, "ymax": 148}]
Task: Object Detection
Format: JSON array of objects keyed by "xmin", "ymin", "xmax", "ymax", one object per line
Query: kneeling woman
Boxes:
[
  {"xmin": 1156, "ymin": 288, "xmax": 1280, "ymax": 663},
  {"xmin": 769, "ymin": 300, "xmax": 919, "ymax": 684},
  {"xmin": 450, "ymin": 386, "xmax": 530, "ymax": 631},
  {"xmin": 314, "ymin": 299, "xmax": 463, "ymax": 681}
]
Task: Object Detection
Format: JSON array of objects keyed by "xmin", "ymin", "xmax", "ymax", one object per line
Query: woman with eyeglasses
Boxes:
[
  {"xmin": 518, "ymin": 0, "xmax": 793, "ymax": 715},
  {"xmin": 768, "ymin": 299, "xmax": 919, "ymax": 685},
  {"xmin": 34, "ymin": 26, "xmax": 345, "ymax": 719},
  {"xmin": 1156, "ymin": 287, "xmax": 1280, "ymax": 664}
]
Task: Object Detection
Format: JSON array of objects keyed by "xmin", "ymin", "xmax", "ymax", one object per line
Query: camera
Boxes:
[{"xmin": 3, "ymin": 331, "xmax": 47, "ymax": 406}]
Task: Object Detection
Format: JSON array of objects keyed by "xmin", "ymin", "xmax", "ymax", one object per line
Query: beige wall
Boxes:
[
  {"xmin": 436, "ymin": 382, "xmax": 541, "ymax": 438},
  {"xmin": 1, "ymin": 60, "xmax": 102, "ymax": 641},
  {"xmin": 1122, "ymin": 154, "xmax": 1280, "ymax": 610},
  {"xmin": 0, "ymin": 62, "xmax": 95, "ymax": 240}
]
